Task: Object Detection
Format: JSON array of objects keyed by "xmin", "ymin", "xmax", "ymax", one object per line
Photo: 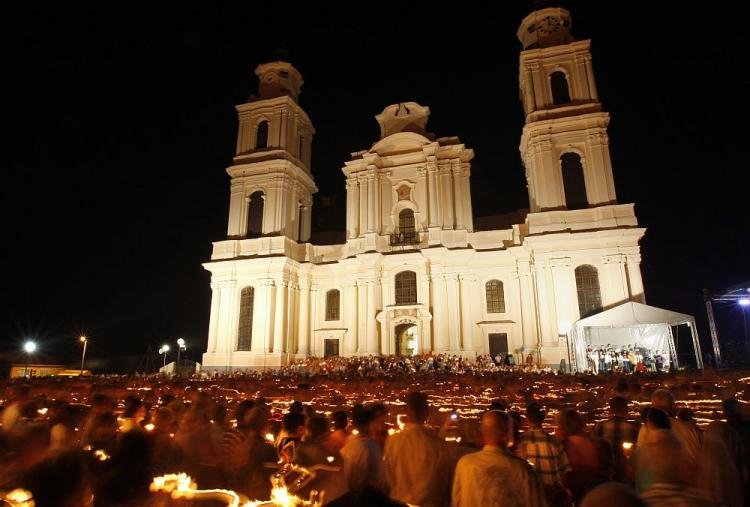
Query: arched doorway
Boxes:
[{"xmin": 394, "ymin": 323, "xmax": 418, "ymax": 356}]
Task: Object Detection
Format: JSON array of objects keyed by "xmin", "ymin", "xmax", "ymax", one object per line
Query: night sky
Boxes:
[{"xmin": 2, "ymin": 3, "xmax": 749, "ymax": 369}]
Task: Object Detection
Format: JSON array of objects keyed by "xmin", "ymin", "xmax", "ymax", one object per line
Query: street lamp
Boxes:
[
  {"xmin": 159, "ymin": 344, "xmax": 170, "ymax": 370},
  {"xmin": 79, "ymin": 335, "xmax": 88, "ymax": 377},
  {"xmin": 176, "ymin": 338, "xmax": 186, "ymax": 374},
  {"xmin": 23, "ymin": 341, "xmax": 36, "ymax": 378}
]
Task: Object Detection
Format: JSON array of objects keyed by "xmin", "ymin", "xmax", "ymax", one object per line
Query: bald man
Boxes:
[{"xmin": 451, "ymin": 410, "xmax": 545, "ymax": 507}]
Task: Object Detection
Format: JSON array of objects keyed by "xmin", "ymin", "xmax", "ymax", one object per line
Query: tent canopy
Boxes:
[
  {"xmin": 569, "ymin": 302, "xmax": 702, "ymax": 372},
  {"xmin": 574, "ymin": 302, "xmax": 693, "ymax": 328}
]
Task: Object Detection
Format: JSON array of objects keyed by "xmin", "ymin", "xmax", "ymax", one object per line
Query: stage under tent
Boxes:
[{"xmin": 569, "ymin": 302, "xmax": 703, "ymax": 372}]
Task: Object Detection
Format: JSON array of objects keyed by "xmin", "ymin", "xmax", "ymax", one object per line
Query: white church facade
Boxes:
[{"xmin": 201, "ymin": 6, "xmax": 646, "ymax": 371}]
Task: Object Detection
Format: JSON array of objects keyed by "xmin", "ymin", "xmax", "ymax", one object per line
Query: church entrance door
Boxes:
[
  {"xmin": 324, "ymin": 339, "xmax": 339, "ymax": 357},
  {"xmin": 488, "ymin": 333, "xmax": 508, "ymax": 359},
  {"xmin": 394, "ymin": 324, "xmax": 417, "ymax": 357}
]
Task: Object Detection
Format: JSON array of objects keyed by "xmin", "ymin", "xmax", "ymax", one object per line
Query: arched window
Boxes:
[
  {"xmin": 398, "ymin": 208, "xmax": 416, "ymax": 244},
  {"xmin": 575, "ymin": 265, "xmax": 602, "ymax": 318},
  {"xmin": 325, "ymin": 289, "xmax": 340, "ymax": 321},
  {"xmin": 237, "ymin": 287, "xmax": 254, "ymax": 351},
  {"xmin": 551, "ymin": 71, "xmax": 571, "ymax": 105},
  {"xmin": 485, "ymin": 279, "xmax": 506, "ymax": 313},
  {"xmin": 255, "ymin": 120, "xmax": 269, "ymax": 149},
  {"xmin": 395, "ymin": 271, "xmax": 417, "ymax": 305},
  {"xmin": 247, "ymin": 191, "xmax": 264, "ymax": 238},
  {"xmin": 561, "ymin": 153, "xmax": 588, "ymax": 210}
]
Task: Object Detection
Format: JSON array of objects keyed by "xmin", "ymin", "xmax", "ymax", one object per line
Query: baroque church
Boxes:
[{"xmin": 201, "ymin": 6, "xmax": 646, "ymax": 371}]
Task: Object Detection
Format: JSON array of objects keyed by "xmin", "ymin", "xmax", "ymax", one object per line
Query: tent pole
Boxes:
[
  {"xmin": 704, "ymin": 288, "xmax": 722, "ymax": 367},
  {"xmin": 667, "ymin": 325, "xmax": 679, "ymax": 370},
  {"xmin": 689, "ymin": 320, "xmax": 704, "ymax": 370}
]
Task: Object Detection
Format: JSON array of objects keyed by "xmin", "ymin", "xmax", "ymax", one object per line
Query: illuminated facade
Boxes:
[{"xmin": 201, "ymin": 7, "xmax": 646, "ymax": 371}]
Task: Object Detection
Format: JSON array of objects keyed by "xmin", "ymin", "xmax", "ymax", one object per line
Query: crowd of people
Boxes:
[
  {"xmin": 216, "ymin": 353, "xmax": 556, "ymax": 380},
  {"xmin": 0, "ymin": 363, "xmax": 748, "ymax": 506},
  {"xmin": 586, "ymin": 346, "xmax": 671, "ymax": 374}
]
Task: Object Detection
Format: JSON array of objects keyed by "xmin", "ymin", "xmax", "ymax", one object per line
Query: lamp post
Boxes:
[
  {"xmin": 159, "ymin": 345, "xmax": 170, "ymax": 371},
  {"xmin": 741, "ymin": 299, "xmax": 750, "ymax": 350},
  {"xmin": 79, "ymin": 335, "xmax": 88, "ymax": 377},
  {"xmin": 176, "ymin": 338, "xmax": 186, "ymax": 374},
  {"xmin": 23, "ymin": 341, "xmax": 36, "ymax": 378}
]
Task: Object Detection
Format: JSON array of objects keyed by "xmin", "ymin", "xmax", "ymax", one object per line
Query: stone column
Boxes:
[
  {"xmin": 309, "ymin": 283, "xmax": 319, "ymax": 356},
  {"xmin": 451, "ymin": 162, "xmax": 464, "ymax": 229},
  {"xmin": 446, "ymin": 274, "xmax": 461, "ymax": 351},
  {"xmin": 254, "ymin": 280, "xmax": 274, "ymax": 353},
  {"xmin": 346, "ymin": 180, "xmax": 356, "ymax": 239},
  {"xmin": 439, "ymin": 165, "xmax": 454, "ymax": 228},
  {"xmin": 603, "ymin": 254, "xmax": 629, "ymax": 305},
  {"xmin": 216, "ymin": 281, "xmax": 237, "ymax": 354},
  {"xmin": 516, "ymin": 260, "xmax": 538, "ymax": 351},
  {"xmin": 357, "ymin": 281, "xmax": 367, "ymax": 354},
  {"xmin": 366, "ymin": 280, "xmax": 378, "ymax": 354},
  {"xmin": 583, "ymin": 54, "xmax": 598, "ymax": 101},
  {"xmin": 460, "ymin": 165, "xmax": 473, "ymax": 232},
  {"xmin": 227, "ymin": 186, "xmax": 244, "ymax": 237},
  {"xmin": 534, "ymin": 261, "xmax": 557, "ymax": 346},
  {"xmin": 286, "ymin": 283, "xmax": 296, "ymax": 356},
  {"xmin": 273, "ymin": 280, "xmax": 287, "ymax": 353},
  {"xmin": 380, "ymin": 172, "xmax": 392, "ymax": 234},
  {"xmin": 358, "ymin": 175, "xmax": 368, "ymax": 237},
  {"xmin": 529, "ymin": 61, "xmax": 544, "ymax": 108},
  {"xmin": 431, "ymin": 274, "xmax": 449, "ymax": 351},
  {"xmin": 523, "ymin": 63, "xmax": 536, "ymax": 114},
  {"xmin": 367, "ymin": 173, "xmax": 376, "ymax": 233},
  {"xmin": 207, "ymin": 282, "xmax": 221, "ymax": 354},
  {"xmin": 343, "ymin": 282, "xmax": 358, "ymax": 355},
  {"xmin": 458, "ymin": 274, "xmax": 475, "ymax": 352},
  {"xmin": 626, "ymin": 254, "xmax": 646, "ymax": 304},
  {"xmin": 426, "ymin": 158, "xmax": 439, "ymax": 227},
  {"xmin": 550, "ymin": 258, "xmax": 575, "ymax": 334},
  {"xmin": 415, "ymin": 167, "xmax": 428, "ymax": 231},
  {"xmin": 573, "ymin": 53, "xmax": 588, "ymax": 100},
  {"xmin": 250, "ymin": 281, "xmax": 267, "ymax": 353},
  {"xmin": 301, "ymin": 204, "xmax": 312, "ymax": 242},
  {"xmin": 297, "ymin": 283, "xmax": 311, "ymax": 355}
]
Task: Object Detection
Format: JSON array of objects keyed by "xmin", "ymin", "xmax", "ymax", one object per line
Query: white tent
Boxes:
[{"xmin": 569, "ymin": 302, "xmax": 703, "ymax": 372}]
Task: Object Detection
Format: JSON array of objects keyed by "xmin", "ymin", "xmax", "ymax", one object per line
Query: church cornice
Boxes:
[
  {"xmin": 519, "ymin": 39, "xmax": 592, "ymax": 62},
  {"xmin": 235, "ymin": 96, "xmax": 315, "ymax": 134},
  {"xmin": 226, "ymin": 159, "xmax": 318, "ymax": 192}
]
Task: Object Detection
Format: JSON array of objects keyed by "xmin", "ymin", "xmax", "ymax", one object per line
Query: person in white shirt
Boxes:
[
  {"xmin": 340, "ymin": 405, "xmax": 385, "ymax": 496},
  {"xmin": 384, "ymin": 391, "xmax": 454, "ymax": 507},
  {"xmin": 636, "ymin": 390, "xmax": 702, "ymax": 465},
  {"xmin": 451, "ymin": 410, "xmax": 545, "ymax": 507}
]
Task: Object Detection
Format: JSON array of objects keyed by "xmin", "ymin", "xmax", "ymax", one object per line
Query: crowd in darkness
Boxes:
[{"xmin": 1, "ymin": 359, "xmax": 749, "ymax": 506}]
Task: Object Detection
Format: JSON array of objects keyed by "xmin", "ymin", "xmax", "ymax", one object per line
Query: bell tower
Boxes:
[
  {"xmin": 225, "ymin": 61, "xmax": 317, "ymax": 242},
  {"xmin": 518, "ymin": 7, "xmax": 618, "ymax": 215}
]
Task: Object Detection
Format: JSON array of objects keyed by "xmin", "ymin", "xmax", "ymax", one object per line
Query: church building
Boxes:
[{"xmin": 201, "ymin": 6, "xmax": 646, "ymax": 371}]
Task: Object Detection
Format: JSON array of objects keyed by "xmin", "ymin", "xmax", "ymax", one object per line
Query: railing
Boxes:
[{"xmin": 389, "ymin": 231, "xmax": 421, "ymax": 247}]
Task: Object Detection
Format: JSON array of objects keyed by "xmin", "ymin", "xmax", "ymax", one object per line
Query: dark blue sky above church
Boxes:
[{"xmin": 1, "ymin": 2, "xmax": 748, "ymax": 366}]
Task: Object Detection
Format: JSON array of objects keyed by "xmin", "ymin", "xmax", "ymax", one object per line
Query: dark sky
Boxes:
[{"xmin": 2, "ymin": 3, "xmax": 748, "ymax": 368}]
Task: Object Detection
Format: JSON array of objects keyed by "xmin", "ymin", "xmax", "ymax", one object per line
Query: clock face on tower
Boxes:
[{"xmin": 537, "ymin": 15, "xmax": 562, "ymax": 35}]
